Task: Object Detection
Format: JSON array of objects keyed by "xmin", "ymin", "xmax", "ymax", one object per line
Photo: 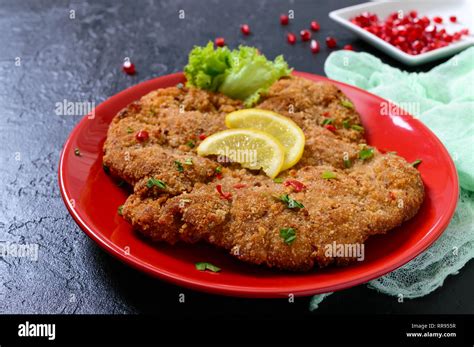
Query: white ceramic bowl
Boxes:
[{"xmin": 329, "ymin": 0, "xmax": 474, "ymax": 65}]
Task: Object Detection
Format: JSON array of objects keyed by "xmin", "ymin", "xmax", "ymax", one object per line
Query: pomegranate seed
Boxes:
[
  {"xmin": 449, "ymin": 16, "xmax": 457, "ymax": 23},
  {"xmin": 300, "ymin": 29, "xmax": 311, "ymax": 41},
  {"xmin": 280, "ymin": 14, "xmax": 289, "ymax": 25},
  {"xmin": 310, "ymin": 21, "xmax": 320, "ymax": 31},
  {"xmin": 199, "ymin": 134, "xmax": 207, "ymax": 140},
  {"xmin": 136, "ymin": 130, "xmax": 149, "ymax": 142},
  {"xmin": 409, "ymin": 10, "xmax": 418, "ymax": 18},
  {"xmin": 460, "ymin": 28, "xmax": 469, "ymax": 35},
  {"xmin": 433, "ymin": 16, "xmax": 443, "ymax": 24},
  {"xmin": 343, "ymin": 44, "xmax": 354, "ymax": 50},
  {"xmin": 122, "ymin": 61, "xmax": 136, "ymax": 75},
  {"xmin": 215, "ymin": 37, "xmax": 225, "ymax": 47},
  {"xmin": 310, "ymin": 40, "xmax": 320, "ymax": 53},
  {"xmin": 216, "ymin": 173, "xmax": 223, "ymax": 180},
  {"xmin": 287, "ymin": 33, "xmax": 296, "ymax": 45},
  {"xmin": 322, "ymin": 112, "xmax": 330, "ymax": 117},
  {"xmin": 241, "ymin": 24, "xmax": 250, "ymax": 35},
  {"xmin": 325, "ymin": 124, "xmax": 336, "ymax": 132},
  {"xmin": 325, "ymin": 36, "xmax": 337, "ymax": 48}
]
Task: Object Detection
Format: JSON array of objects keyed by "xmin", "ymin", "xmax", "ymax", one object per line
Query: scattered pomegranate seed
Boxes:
[
  {"xmin": 241, "ymin": 24, "xmax": 251, "ymax": 35},
  {"xmin": 198, "ymin": 134, "xmax": 207, "ymax": 140},
  {"xmin": 233, "ymin": 183, "xmax": 247, "ymax": 189},
  {"xmin": 350, "ymin": 11, "xmax": 467, "ymax": 55},
  {"xmin": 215, "ymin": 37, "xmax": 225, "ymax": 47},
  {"xmin": 280, "ymin": 14, "xmax": 289, "ymax": 25},
  {"xmin": 216, "ymin": 173, "xmax": 223, "ymax": 180},
  {"xmin": 135, "ymin": 130, "xmax": 149, "ymax": 142},
  {"xmin": 325, "ymin": 124, "xmax": 336, "ymax": 132},
  {"xmin": 449, "ymin": 16, "xmax": 457, "ymax": 23},
  {"xmin": 122, "ymin": 61, "xmax": 136, "ymax": 75},
  {"xmin": 310, "ymin": 21, "xmax": 320, "ymax": 31},
  {"xmin": 343, "ymin": 44, "xmax": 354, "ymax": 50},
  {"xmin": 300, "ymin": 29, "xmax": 311, "ymax": 41},
  {"xmin": 284, "ymin": 180, "xmax": 306, "ymax": 192},
  {"xmin": 310, "ymin": 40, "xmax": 320, "ymax": 53},
  {"xmin": 325, "ymin": 36, "xmax": 337, "ymax": 48},
  {"xmin": 216, "ymin": 184, "xmax": 232, "ymax": 200},
  {"xmin": 287, "ymin": 33, "xmax": 296, "ymax": 45}
]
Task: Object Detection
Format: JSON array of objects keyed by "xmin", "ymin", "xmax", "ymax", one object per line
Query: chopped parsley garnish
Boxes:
[
  {"xmin": 359, "ymin": 147, "xmax": 374, "ymax": 160},
  {"xmin": 126, "ymin": 127, "xmax": 133, "ymax": 134},
  {"xmin": 279, "ymin": 194, "xmax": 304, "ymax": 209},
  {"xmin": 343, "ymin": 159, "xmax": 352, "ymax": 168},
  {"xmin": 117, "ymin": 205, "xmax": 124, "ymax": 216},
  {"xmin": 102, "ymin": 164, "xmax": 110, "ymax": 174},
  {"xmin": 280, "ymin": 228, "xmax": 296, "ymax": 245},
  {"xmin": 174, "ymin": 160, "xmax": 184, "ymax": 172},
  {"xmin": 411, "ymin": 159, "xmax": 422, "ymax": 167},
  {"xmin": 215, "ymin": 166, "xmax": 222, "ymax": 174},
  {"xmin": 351, "ymin": 124, "xmax": 364, "ymax": 131},
  {"xmin": 273, "ymin": 178, "xmax": 284, "ymax": 183},
  {"xmin": 341, "ymin": 99, "xmax": 354, "ymax": 109},
  {"xmin": 74, "ymin": 148, "xmax": 81, "ymax": 156},
  {"xmin": 342, "ymin": 120, "xmax": 350, "ymax": 129},
  {"xmin": 184, "ymin": 158, "xmax": 193, "ymax": 165},
  {"xmin": 195, "ymin": 262, "xmax": 221, "ymax": 272},
  {"xmin": 322, "ymin": 171, "xmax": 337, "ymax": 179},
  {"xmin": 321, "ymin": 118, "xmax": 333, "ymax": 126},
  {"xmin": 146, "ymin": 178, "xmax": 166, "ymax": 189},
  {"xmin": 186, "ymin": 140, "xmax": 195, "ymax": 148}
]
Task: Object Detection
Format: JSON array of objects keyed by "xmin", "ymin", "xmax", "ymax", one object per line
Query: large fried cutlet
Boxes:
[{"xmin": 103, "ymin": 77, "xmax": 424, "ymax": 271}]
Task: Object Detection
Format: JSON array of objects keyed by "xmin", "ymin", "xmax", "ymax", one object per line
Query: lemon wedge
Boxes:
[
  {"xmin": 197, "ymin": 129, "xmax": 285, "ymax": 178},
  {"xmin": 225, "ymin": 109, "xmax": 305, "ymax": 170}
]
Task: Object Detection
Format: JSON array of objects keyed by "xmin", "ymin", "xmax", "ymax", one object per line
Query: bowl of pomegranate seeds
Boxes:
[{"xmin": 329, "ymin": 1, "xmax": 473, "ymax": 65}]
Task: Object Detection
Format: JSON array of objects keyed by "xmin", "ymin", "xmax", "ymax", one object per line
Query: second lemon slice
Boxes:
[
  {"xmin": 225, "ymin": 109, "xmax": 305, "ymax": 170},
  {"xmin": 196, "ymin": 129, "xmax": 284, "ymax": 178}
]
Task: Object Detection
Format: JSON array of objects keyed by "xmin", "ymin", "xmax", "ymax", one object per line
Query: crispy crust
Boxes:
[{"xmin": 103, "ymin": 77, "xmax": 424, "ymax": 271}]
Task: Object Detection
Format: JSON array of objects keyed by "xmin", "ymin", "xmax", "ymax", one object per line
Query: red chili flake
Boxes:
[
  {"xmin": 310, "ymin": 40, "xmax": 320, "ymax": 53},
  {"xmin": 325, "ymin": 36, "xmax": 337, "ymax": 48},
  {"xmin": 241, "ymin": 24, "xmax": 251, "ymax": 35},
  {"xmin": 389, "ymin": 191, "xmax": 396, "ymax": 200},
  {"xmin": 449, "ymin": 16, "xmax": 457, "ymax": 23},
  {"xmin": 199, "ymin": 133, "xmax": 207, "ymax": 140},
  {"xmin": 322, "ymin": 111, "xmax": 330, "ymax": 117},
  {"xmin": 216, "ymin": 184, "xmax": 232, "ymax": 200},
  {"xmin": 433, "ymin": 16, "xmax": 443, "ymax": 24},
  {"xmin": 325, "ymin": 124, "xmax": 336, "ymax": 132},
  {"xmin": 300, "ymin": 29, "xmax": 311, "ymax": 41},
  {"xmin": 122, "ymin": 61, "xmax": 136, "ymax": 75},
  {"xmin": 287, "ymin": 33, "xmax": 296, "ymax": 45},
  {"xmin": 343, "ymin": 44, "xmax": 354, "ymax": 50},
  {"xmin": 284, "ymin": 180, "xmax": 306, "ymax": 192},
  {"xmin": 280, "ymin": 14, "xmax": 289, "ymax": 25},
  {"xmin": 233, "ymin": 183, "xmax": 247, "ymax": 189},
  {"xmin": 310, "ymin": 21, "xmax": 320, "ymax": 31},
  {"xmin": 135, "ymin": 130, "xmax": 149, "ymax": 142},
  {"xmin": 216, "ymin": 173, "xmax": 223, "ymax": 180},
  {"xmin": 215, "ymin": 37, "xmax": 225, "ymax": 47}
]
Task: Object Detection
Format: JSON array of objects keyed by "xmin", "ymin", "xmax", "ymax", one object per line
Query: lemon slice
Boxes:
[
  {"xmin": 225, "ymin": 109, "xmax": 305, "ymax": 170},
  {"xmin": 197, "ymin": 129, "xmax": 285, "ymax": 178}
]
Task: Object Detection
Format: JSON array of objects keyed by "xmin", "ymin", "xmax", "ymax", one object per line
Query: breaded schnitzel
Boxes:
[{"xmin": 103, "ymin": 77, "xmax": 424, "ymax": 271}]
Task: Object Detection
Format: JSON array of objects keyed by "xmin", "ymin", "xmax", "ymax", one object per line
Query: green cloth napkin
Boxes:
[{"xmin": 310, "ymin": 48, "xmax": 474, "ymax": 310}]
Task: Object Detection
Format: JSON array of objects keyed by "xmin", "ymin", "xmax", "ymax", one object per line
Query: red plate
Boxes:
[{"xmin": 58, "ymin": 72, "xmax": 458, "ymax": 298}]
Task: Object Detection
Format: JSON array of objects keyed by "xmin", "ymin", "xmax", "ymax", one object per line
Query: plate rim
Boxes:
[{"xmin": 58, "ymin": 71, "xmax": 459, "ymax": 298}]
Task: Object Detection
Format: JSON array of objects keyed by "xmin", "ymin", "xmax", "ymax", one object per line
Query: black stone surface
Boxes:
[{"xmin": 0, "ymin": 0, "xmax": 472, "ymax": 316}]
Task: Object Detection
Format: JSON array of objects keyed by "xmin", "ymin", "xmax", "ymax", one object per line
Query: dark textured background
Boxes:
[{"xmin": 0, "ymin": 0, "xmax": 472, "ymax": 317}]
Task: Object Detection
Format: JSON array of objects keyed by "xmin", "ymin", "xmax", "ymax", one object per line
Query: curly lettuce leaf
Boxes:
[{"xmin": 184, "ymin": 42, "xmax": 292, "ymax": 106}]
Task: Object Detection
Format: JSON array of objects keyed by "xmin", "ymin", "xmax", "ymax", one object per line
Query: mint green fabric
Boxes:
[{"xmin": 310, "ymin": 48, "xmax": 474, "ymax": 309}]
